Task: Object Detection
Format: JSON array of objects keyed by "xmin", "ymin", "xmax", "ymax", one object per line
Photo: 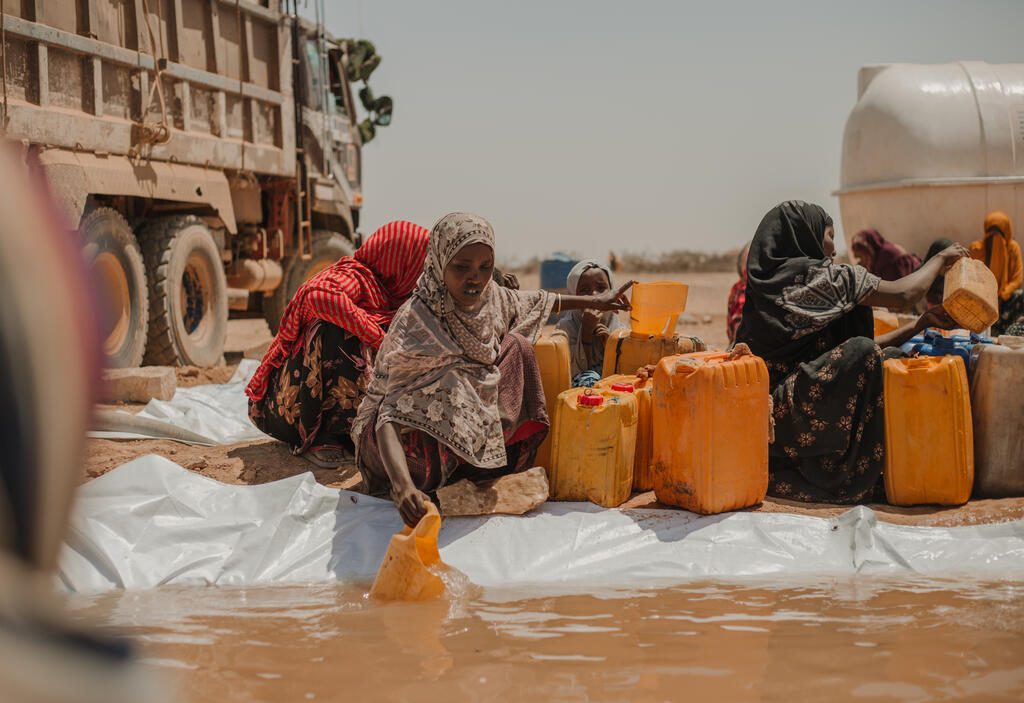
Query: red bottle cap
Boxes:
[
  {"xmin": 610, "ymin": 383, "xmax": 635, "ymax": 393},
  {"xmin": 578, "ymin": 392, "xmax": 604, "ymax": 407}
]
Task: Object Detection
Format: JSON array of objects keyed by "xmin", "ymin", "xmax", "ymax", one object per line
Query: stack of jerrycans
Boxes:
[
  {"xmin": 548, "ymin": 387, "xmax": 638, "ymax": 508},
  {"xmin": 533, "ymin": 334, "xmax": 571, "ymax": 470},
  {"xmin": 602, "ymin": 281, "xmax": 703, "ymax": 377},
  {"xmin": 651, "ymin": 351, "xmax": 769, "ymax": 514},
  {"xmin": 969, "ymin": 336, "xmax": 1024, "ymax": 497},
  {"xmin": 595, "ymin": 374, "xmax": 655, "ymax": 491},
  {"xmin": 883, "ymin": 356, "xmax": 973, "ymax": 505}
]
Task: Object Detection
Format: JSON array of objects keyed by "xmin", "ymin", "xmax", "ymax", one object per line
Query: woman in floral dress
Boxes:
[
  {"xmin": 246, "ymin": 221, "xmax": 430, "ymax": 467},
  {"xmin": 353, "ymin": 212, "xmax": 633, "ymax": 526},
  {"xmin": 736, "ymin": 201, "xmax": 968, "ymax": 503}
]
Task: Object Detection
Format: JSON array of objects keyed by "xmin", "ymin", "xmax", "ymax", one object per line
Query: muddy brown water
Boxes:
[{"xmin": 66, "ymin": 577, "xmax": 1024, "ymax": 702}]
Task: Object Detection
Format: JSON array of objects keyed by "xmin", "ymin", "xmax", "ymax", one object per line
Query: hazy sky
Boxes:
[{"xmin": 321, "ymin": 0, "xmax": 1023, "ymax": 263}]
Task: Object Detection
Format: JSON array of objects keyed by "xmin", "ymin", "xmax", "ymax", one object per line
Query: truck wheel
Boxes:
[
  {"xmin": 80, "ymin": 207, "xmax": 148, "ymax": 368},
  {"xmin": 263, "ymin": 230, "xmax": 354, "ymax": 334},
  {"xmin": 141, "ymin": 216, "xmax": 228, "ymax": 367}
]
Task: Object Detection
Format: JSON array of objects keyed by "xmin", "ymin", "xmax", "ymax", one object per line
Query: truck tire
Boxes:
[
  {"xmin": 80, "ymin": 207, "xmax": 148, "ymax": 368},
  {"xmin": 141, "ymin": 216, "xmax": 228, "ymax": 367},
  {"xmin": 263, "ymin": 230, "xmax": 354, "ymax": 334}
]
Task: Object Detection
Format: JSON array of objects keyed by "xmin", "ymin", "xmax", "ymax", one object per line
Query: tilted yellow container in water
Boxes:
[
  {"xmin": 883, "ymin": 356, "xmax": 974, "ymax": 506},
  {"xmin": 943, "ymin": 258, "xmax": 999, "ymax": 333},
  {"xmin": 601, "ymin": 327, "xmax": 705, "ymax": 377},
  {"xmin": 595, "ymin": 374, "xmax": 655, "ymax": 491},
  {"xmin": 533, "ymin": 333, "xmax": 571, "ymax": 470},
  {"xmin": 629, "ymin": 281, "xmax": 689, "ymax": 336},
  {"xmin": 370, "ymin": 503, "xmax": 446, "ymax": 602},
  {"xmin": 548, "ymin": 387, "xmax": 638, "ymax": 507}
]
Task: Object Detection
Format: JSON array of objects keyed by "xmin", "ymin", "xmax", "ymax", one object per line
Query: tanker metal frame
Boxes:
[{"xmin": 1, "ymin": 0, "xmax": 373, "ymax": 367}]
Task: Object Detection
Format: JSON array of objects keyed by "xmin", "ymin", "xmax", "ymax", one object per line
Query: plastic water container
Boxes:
[
  {"xmin": 899, "ymin": 330, "xmax": 993, "ymax": 370},
  {"xmin": 629, "ymin": 281, "xmax": 689, "ymax": 336},
  {"xmin": 370, "ymin": 503, "xmax": 445, "ymax": 601},
  {"xmin": 943, "ymin": 258, "xmax": 999, "ymax": 333},
  {"xmin": 601, "ymin": 327, "xmax": 705, "ymax": 377},
  {"xmin": 652, "ymin": 351, "xmax": 770, "ymax": 515},
  {"xmin": 539, "ymin": 253, "xmax": 579, "ymax": 292},
  {"xmin": 970, "ymin": 344, "xmax": 1024, "ymax": 498},
  {"xmin": 533, "ymin": 334, "xmax": 571, "ymax": 470},
  {"xmin": 873, "ymin": 309, "xmax": 900, "ymax": 337},
  {"xmin": 595, "ymin": 374, "xmax": 655, "ymax": 491},
  {"xmin": 548, "ymin": 387, "xmax": 638, "ymax": 508},
  {"xmin": 883, "ymin": 356, "xmax": 973, "ymax": 506}
]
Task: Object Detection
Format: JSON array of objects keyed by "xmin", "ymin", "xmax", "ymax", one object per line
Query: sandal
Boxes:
[{"xmin": 301, "ymin": 444, "xmax": 352, "ymax": 469}]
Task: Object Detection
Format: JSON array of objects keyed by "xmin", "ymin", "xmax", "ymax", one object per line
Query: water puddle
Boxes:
[{"xmin": 66, "ymin": 578, "xmax": 1024, "ymax": 702}]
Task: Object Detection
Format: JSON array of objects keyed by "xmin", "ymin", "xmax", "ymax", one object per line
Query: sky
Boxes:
[{"xmin": 319, "ymin": 0, "xmax": 1023, "ymax": 264}]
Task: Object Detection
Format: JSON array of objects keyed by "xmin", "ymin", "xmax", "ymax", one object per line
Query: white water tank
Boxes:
[{"xmin": 836, "ymin": 62, "xmax": 1024, "ymax": 258}]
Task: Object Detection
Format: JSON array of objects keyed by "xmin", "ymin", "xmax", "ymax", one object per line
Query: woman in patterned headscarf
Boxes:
[
  {"xmin": 247, "ymin": 221, "xmax": 430, "ymax": 467},
  {"xmin": 354, "ymin": 212, "xmax": 632, "ymax": 526},
  {"xmin": 736, "ymin": 201, "xmax": 967, "ymax": 504},
  {"xmin": 970, "ymin": 211, "xmax": 1023, "ymax": 335}
]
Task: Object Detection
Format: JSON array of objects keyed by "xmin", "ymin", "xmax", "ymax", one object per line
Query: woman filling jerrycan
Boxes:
[{"xmin": 370, "ymin": 503, "xmax": 448, "ymax": 601}]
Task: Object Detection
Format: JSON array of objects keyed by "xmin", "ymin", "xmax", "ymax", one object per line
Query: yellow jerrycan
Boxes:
[
  {"xmin": 943, "ymin": 258, "xmax": 999, "ymax": 333},
  {"xmin": 595, "ymin": 374, "xmax": 655, "ymax": 491},
  {"xmin": 533, "ymin": 333, "xmax": 571, "ymax": 469},
  {"xmin": 652, "ymin": 351, "xmax": 769, "ymax": 515},
  {"xmin": 370, "ymin": 502, "xmax": 446, "ymax": 601},
  {"xmin": 629, "ymin": 281, "xmax": 689, "ymax": 336},
  {"xmin": 602, "ymin": 327, "xmax": 705, "ymax": 377},
  {"xmin": 548, "ymin": 387, "xmax": 638, "ymax": 508},
  {"xmin": 883, "ymin": 356, "xmax": 974, "ymax": 506}
]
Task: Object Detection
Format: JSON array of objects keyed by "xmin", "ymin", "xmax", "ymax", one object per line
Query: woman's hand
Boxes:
[
  {"xmin": 591, "ymin": 281, "xmax": 634, "ymax": 312},
  {"xmin": 580, "ymin": 309, "xmax": 601, "ymax": 342},
  {"xmin": 937, "ymin": 243, "xmax": 970, "ymax": 273},
  {"xmin": 917, "ymin": 304, "xmax": 960, "ymax": 331},
  {"xmin": 392, "ymin": 485, "xmax": 431, "ymax": 528},
  {"xmin": 593, "ymin": 323, "xmax": 610, "ymax": 341}
]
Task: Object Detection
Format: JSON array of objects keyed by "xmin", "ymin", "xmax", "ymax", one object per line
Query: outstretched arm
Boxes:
[
  {"xmin": 558, "ymin": 280, "xmax": 635, "ymax": 313},
  {"xmin": 861, "ymin": 243, "xmax": 968, "ymax": 310},
  {"xmin": 376, "ymin": 422, "xmax": 430, "ymax": 527}
]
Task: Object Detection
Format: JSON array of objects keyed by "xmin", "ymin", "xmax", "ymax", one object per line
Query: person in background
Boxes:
[
  {"xmin": 353, "ymin": 212, "xmax": 632, "ymax": 526},
  {"xmin": 555, "ymin": 259, "xmax": 626, "ymax": 387},
  {"xmin": 970, "ymin": 211, "xmax": 1023, "ymax": 335},
  {"xmin": 727, "ymin": 243, "xmax": 750, "ymax": 344},
  {"xmin": 247, "ymin": 221, "xmax": 430, "ymax": 468},
  {"xmin": 736, "ymin": 201, "xmax": 968, "ymax": 505},
  {"xmin": 850, "ymin": 228, "xmax": 922, "ymax": 283},
  {"xmin": 608, "ymin": 250, "xmax": 621, "ymax": 273}
]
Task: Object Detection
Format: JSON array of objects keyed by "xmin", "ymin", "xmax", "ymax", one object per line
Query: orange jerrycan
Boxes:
[
  {"xmin": 630, "ymin": 281, "xmax": 689, "ymax": 336},
  {"xmin": 548, "ymin": 387, "xmax": 638, "ymax": 507},
  {"xmin": 943, "ymin": 258, "xmax": 999, "ymax": 333},
  {"xmin": 533, "ymin": 333, "xmax": 571, "ymax": 470},
  {"xmin": 602, "ymin": 327, "xmax": 705, "ymax": 377},
  {"xmin": 595, "ymin": 374, "xmax": 655, "ymax": 491},
  {"xmin": 873, "ymin": 309, "xmax": 899, "ymax": 338},
  {"xmin": 883, "ymin": 356, "xmax": 973, "ymax": 506},
  {"xmin": 370, "ymin": 503, "xmax": 446, "ymax": 601},
  {"xmin": 652, "ymin": 352, "xmax": 769, "ymax": 515}
]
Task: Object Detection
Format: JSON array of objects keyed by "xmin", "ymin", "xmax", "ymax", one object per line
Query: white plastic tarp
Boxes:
[
  {"xmin": 90, "ymin": 360, "xmax": 266, "ymax": 444},
  {"xmin": 59, "ymin": 457, "xmax": 1024, "ymax": 594}
]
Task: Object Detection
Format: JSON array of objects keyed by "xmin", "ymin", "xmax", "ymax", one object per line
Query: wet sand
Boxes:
[{"xmin": 68, "ymin": 579, "xmax": 1024, "ymax": 702}]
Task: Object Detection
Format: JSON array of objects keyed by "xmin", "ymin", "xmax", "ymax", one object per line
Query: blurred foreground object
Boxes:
[{"xmin": 0, "ymin": 142, "xmax": 172, "ymax": 702}]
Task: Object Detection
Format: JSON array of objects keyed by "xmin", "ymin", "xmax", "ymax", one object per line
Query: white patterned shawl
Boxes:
[{"xmin": 352, "ymin": 212, "xmax": 554, "ymax": 468}]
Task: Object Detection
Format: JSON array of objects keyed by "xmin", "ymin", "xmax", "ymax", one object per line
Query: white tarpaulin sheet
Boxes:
[
  {"xmin": 59, "ymin": 457, "xmax": 1024, "ymax": 594},
  {"xmin": 90, "ymin": 360, "xmax": 266, "ymax": 444}
]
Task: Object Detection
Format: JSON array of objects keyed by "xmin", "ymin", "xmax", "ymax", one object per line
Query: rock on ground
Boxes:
[
  {"xmin": 437, "ymin": 467, "xmax": 550, "ymax": 517},
  {"xmin": 100, "ymin": 367, "xmax": 176, "ymax": 403}
]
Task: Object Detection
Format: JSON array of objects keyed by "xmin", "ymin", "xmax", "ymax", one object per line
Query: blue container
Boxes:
[
  {"xmin": 539, "ymin": 253, "xmax": 579, "ymax": 292},
  {"xmin": 900, "ymin": 330, "xmax": 993, "ymax": 369}
]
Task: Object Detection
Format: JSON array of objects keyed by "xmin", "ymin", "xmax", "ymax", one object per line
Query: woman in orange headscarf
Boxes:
[{"xmin": 970, "ymin": 211, "xmax": 1023, "ymax": 335}]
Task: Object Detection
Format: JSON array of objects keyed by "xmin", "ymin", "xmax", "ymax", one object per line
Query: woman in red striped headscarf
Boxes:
[{"xmin": 247, "ymin": 220, "xmax": 430, "ymax": 467}]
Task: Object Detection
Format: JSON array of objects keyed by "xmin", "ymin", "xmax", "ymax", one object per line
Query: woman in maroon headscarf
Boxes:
[{"xmin": 850, "ymin": 229, "xmax": 921, "ymax": 281}]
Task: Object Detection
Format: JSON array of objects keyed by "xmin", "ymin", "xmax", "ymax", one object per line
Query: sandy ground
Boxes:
[{"xmin": 83, "ymin": 270, "xmax": 1024, "ymax": 527}]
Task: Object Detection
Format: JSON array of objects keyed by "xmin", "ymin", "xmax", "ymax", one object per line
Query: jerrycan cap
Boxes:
[
  {"xmin": 610, "ymin": 383, "xmax": 635, "ymax": 393},
  {"xmin": 578, "ymin": 391, "xmax": 604, "ymax": 407}
]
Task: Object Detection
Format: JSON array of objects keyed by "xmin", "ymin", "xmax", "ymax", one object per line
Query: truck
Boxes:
[{"xmin": 1, "ymin": 0, "xmax": 392, "ymax": 367}]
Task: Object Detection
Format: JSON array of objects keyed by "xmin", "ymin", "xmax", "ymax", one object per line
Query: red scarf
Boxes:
[{"xmin": 246, "ymin": 220, "xmax": 430, "ymax": 401}]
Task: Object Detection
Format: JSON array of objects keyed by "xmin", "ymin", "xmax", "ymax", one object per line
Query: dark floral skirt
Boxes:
[
  {"xmin": 993, "ymin": 289, "xmax": 1024, "ymax": 336},
  {"xmin": 766, "ymin": 336, "xmax": 886, "ymax": 504},
  {"xmin": 248, "ymin": 321, "xmax": 370, "ymax": 454}
]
